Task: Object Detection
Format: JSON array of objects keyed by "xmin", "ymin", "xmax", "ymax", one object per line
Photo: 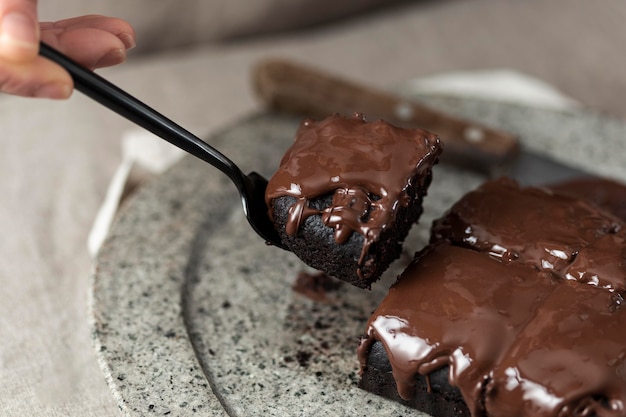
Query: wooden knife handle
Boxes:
[{"xmin": 252, "ymin": 59, "xmax": 519, "ymax": 173}]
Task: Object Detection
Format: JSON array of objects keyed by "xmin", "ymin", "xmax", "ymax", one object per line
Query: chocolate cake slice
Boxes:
[
  {"xmin": 358, "ymin": 244, "xmax": 558, "ymax": 417},
  {"xmin": 265, "ymin": 113, "xmax": 442, "ymax": 288},
  {"xmin": 358, "ymin": 178, "xmax": 626, "ymax": 417},
  {"xmin": 431, "ymin": 177, "xmax": 625, "ymax": 291},
  {"xmin": 484, "ymin": 282, "xmax": 626, "ymax": 417}
]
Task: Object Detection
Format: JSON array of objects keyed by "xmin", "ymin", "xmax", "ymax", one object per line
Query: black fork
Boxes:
[{"xmin": 39, "ymin": 42, "xmax": 285, "ymax": 249}]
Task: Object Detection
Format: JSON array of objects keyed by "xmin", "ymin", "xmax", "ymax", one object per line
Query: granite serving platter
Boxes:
[{"xmin": 91, "ymin": 95, "xmax": 626, "ymax": 416}]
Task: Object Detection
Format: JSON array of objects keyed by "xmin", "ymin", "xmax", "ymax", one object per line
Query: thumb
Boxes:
[{"xmin": 0, "ymin": 0, "xmax": 39, "ymax": 62}]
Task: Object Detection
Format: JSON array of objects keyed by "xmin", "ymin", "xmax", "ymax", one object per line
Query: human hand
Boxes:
[{"xmin": 0, "ymin": 1, "xmax": 135, "ymax": 99}]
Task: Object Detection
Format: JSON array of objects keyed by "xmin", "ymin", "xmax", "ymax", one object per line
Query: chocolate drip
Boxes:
[
  {"xmin": 266, "ymin": 113, "xmax": 441, "ymax": 270},
  {"xmin": 359, "ymin": 178, "xmax": 626, "ymax": 417}
]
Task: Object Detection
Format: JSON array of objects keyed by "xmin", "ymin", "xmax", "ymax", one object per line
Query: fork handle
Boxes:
[{"xmin": 38, "ymin": 42, "xmax": 247, "ymax": 189}]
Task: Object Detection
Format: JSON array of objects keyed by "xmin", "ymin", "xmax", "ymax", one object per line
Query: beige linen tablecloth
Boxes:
[{"xmin": 2, "ymin": 1, "xmax": 626, "ymax": 415}]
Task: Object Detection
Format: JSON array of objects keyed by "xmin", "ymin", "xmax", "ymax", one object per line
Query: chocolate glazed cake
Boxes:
[
  {"xmin": 358, "ymin": 178, "xmax": 626, "ymax": 417},
  {"xmin": 265, "ymin": 113, "xmax": 442, "ymax": 289}
]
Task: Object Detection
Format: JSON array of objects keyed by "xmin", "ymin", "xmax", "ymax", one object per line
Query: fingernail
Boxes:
[
  {"xmin": 34, "ymin": 83, "xmax": 72, "ymax": 99},
  {"xmin": 118, "ymin": 32, "xmax": 136, "ymax": 50},
  {"xmin": 94, "ymin": 48, "xmax": 126, "ymax": 68},
  {"xmin": 0, "ymin": 12, "xmax": 38, "ymax": 50}
]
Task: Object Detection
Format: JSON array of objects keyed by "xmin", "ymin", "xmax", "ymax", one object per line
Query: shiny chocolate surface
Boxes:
[
  {"xmin": 360, "ymin": 178, "xmax": 626, "ymax": 417},
  {"xmin": 265, "ymin": 113, "xmax": 442, "ymax": 265}
]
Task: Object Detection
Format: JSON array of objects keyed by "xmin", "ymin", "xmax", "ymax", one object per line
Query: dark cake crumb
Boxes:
[
  {"xmin": 292, "ymin": 271, "xmax": 342, "ymax": 302},
  {"xmin": 296, "ymin": 350, "xmax": 312, "ymax": 367}
]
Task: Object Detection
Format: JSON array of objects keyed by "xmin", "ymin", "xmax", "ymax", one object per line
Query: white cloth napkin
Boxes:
[{"xmin": 402, "ymin": 69, "xmax": 579, "ymax": 110}]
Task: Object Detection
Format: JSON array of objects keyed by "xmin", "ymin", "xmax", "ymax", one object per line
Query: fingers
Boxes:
[
  {"xmin": 41, "ymin": 27, "xmax": 129, "ymax": 70},
  {"xmin": 0, "ymin": 13, "xmax": 136, "ymax": 99},
  {"xmin": 40, "ymin": 15, "xmax": 136, "ymax": 52},
  {"xmin": 0, "ymin": 55, "xmax": 71, "ymax": 98},
  {"xmin": 0, "ymin": 0, "xmax": 39, "ymax": 61}
]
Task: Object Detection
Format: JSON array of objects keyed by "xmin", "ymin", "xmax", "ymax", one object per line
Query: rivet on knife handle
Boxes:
[{"xmin": 252, "ymin": 59, "xmax": 519, "ymax": 174}]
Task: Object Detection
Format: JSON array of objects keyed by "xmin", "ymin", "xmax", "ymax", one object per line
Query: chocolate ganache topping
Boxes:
[
  {"xmin": 265, "ymin": 113, "xmax": 441, "ymax": 264},
  {"xmin": 432, "ymin": 177, "xmax": 625, "ymax": 291},
  {"xmin": 359, "ymin": 178, "xmax": 626, "ymax": 417},
  {"xmin": 549, "ymin": 177, "xmax": 626, "ymax": 222}
]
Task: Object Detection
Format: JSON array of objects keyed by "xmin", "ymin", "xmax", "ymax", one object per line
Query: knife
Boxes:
[
  {"xmin": 251, "ymin": 58, "xmax": 595, "ymax": 186},
  {"xmin": 251, "ymin": 58, "xmax": 520, "ymax": 174}
]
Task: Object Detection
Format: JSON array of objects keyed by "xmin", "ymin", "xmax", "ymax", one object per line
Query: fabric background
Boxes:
[{"xmin": 39, "ymin": 0, "xmax": 408, "ymax": 53}]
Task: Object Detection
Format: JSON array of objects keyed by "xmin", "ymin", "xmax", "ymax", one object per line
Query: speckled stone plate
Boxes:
[{"xmin": 91, "ymin": 95, "xmax": 626, "ymax": 416}]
